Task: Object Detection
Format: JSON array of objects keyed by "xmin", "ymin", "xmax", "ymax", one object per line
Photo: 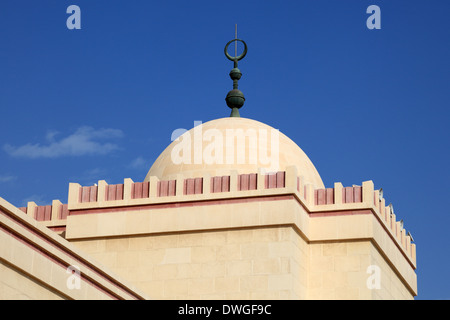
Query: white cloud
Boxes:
[
  {"xmin": 21, "ymin": 194, "xmax": 50, "ymax": 207},
  {"xmin": 128, "ymin": 156, "xmax": 148, "ymax": 170},
  {"xmin": 3, "ymin": 126, "xmax": 124, "ymax": 159},
  {"xmin": 75, "ymin": 167, "xmax": 108, "ymax": 185},
  {"xmin": 0, "ymin": 175, "xmax": 16, "ymax": 183},
  {"xmin": 45, "ymin": 130, "xmax": 60, "ymax": 143}
]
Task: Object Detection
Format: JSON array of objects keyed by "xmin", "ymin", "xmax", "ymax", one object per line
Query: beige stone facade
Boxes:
[
  {"xmin": 0, "ymin": 118, "xmax": 417, "ymax": 299},
  {"xmin": 0, "ymin": 197, "xmax": 147, "ymax": 300}
]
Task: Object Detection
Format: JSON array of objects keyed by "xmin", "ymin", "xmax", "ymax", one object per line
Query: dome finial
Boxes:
[{"xmin": 224, "ymin": 25, "xmax": 247, "ymax": 117}]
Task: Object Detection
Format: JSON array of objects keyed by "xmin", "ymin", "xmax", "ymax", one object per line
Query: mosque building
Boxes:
[{"xmin": 0, "ymin": 38, "xmax": 417, "ymax": 300}]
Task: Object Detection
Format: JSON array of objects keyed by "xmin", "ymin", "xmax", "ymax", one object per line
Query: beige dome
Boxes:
[{"xmin": 145, "ymin": 117, "xmax": 324, "ymax": 188}]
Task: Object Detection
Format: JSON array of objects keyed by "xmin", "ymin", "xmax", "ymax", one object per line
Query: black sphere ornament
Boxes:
[{"xmin": 224, "ymin": 38, "xmax": 247, "ymax": 117}]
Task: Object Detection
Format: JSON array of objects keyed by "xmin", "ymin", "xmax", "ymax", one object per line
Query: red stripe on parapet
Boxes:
[
  {"xmin": 0, "ymin": 208, "xmax": 146, "ymax": 300},
  {"xmin": 0, "ymin": 222, "xmax": 118, "ymax": 300},
  {"xmin": 69, "ymin": 194, "xmax": 297, "ymax": 216},
  {"xmin": 309, "ymin": 209, "xmax": 373, "ymax": 218},
  {"xmin": 70, "ymin": 194, "xmax": 380, "ymax": 217}
]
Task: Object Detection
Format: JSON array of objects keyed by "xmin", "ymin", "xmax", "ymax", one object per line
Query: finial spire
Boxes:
[
  {"xmin": 235, "ymin": 24, "xmax": 238, "ymax": 58},
  {"xmin": 224, "ymin": 26, "xmax": 247, "ymax": 117}
]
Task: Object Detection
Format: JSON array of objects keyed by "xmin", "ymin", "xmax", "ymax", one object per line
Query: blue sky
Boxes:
[{"xmin": 0, "ymin": 0, "xmax": 449, "ymax": 299}]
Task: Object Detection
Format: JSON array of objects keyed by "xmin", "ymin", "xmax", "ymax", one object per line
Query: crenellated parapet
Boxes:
[
  {"xmin": 18, "ymin": 200, "xmax": 69, "ymax": 234},
  {"xmin": 305, "ymin": 180, "xmax": 416, "ymax": 267},
  {"xmin": 13, "ymin": 164, "xmax": 417, "ymax": 298},
  {"xmin": 66, "ymin": 169, "xmax": 291, "ymax": 211},
  {"xmin": 23, "ymin": 165, "xmax": 416, "ymax": 268}
]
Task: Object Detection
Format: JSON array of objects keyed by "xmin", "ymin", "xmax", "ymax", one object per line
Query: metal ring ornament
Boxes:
[{"xmin": 224, "ymin": 39, "xmax": 248, "ymax": 62}]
